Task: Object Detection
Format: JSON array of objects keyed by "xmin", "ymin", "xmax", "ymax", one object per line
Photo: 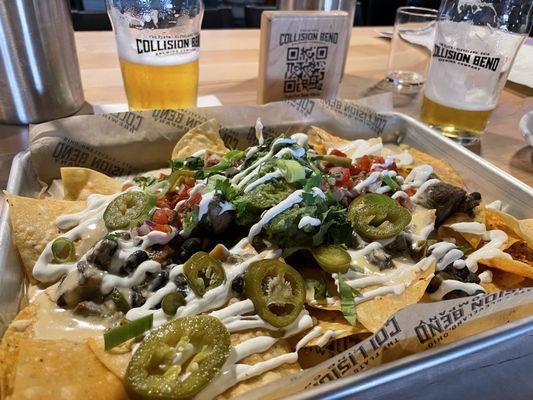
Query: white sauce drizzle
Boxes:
[
  {"xmin": 465, "ymin": 230, "xmax": 511, "ymax": 273},
  {"xmin": 429, "ymin": 280, "xmax": 485, "ymax": 301},
  {"xmin": 393, "ymin": 151, "xmax": 413, "ymax": 167},
  {"xmin": 402, "ymin": 165, "xmax": 433, "ymax": 189},
  {"xmin": 298, "ymin": 216, "xmax": 321, "ymax": 229},
  {"xmin": 479, "ymin": 270, "xmax": 493, "ymax": 283},
  {"xmin": 411, "ymin": 178, "xmax": 440, "ymax": 202},
  {"xmin": 243, "ymin": 171, "xmax": 281, "ymax": 194},
  {"xmin": 290, "ymin": 133, "xmax": 308, "ymax": 147},
  {"xmin": 248, "ymin": 188, "xmax": 325, "ymax": 242},
  {"xmin": 449, "ymin": 222, "xmax": 486, "ymax": 235}
]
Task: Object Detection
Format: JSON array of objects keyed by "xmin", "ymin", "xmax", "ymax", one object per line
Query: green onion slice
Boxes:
[
  {"xmin": 104, "ymin": 314, "xmax": 153, "ymax": 351},
  {"xmin": 381, "ymin": 175, "xmax": 401, "ymax": 192},
  {"xmin": 338, "ymin": 273, "xmax": 359, "ymax": 326},
  {"xmin": 316, "ymin": 155, "xmax": 352, "ymax": 167},
  {"xmin": 276, "ymin": 159, "xmax": 305, "ymax": 183},
  {"xmin": 51, "ymin": 237, "xmax": 75, "ymax": 263}
]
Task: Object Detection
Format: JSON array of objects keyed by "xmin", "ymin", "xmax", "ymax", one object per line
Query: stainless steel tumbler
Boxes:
[{"xmin": 0, "ymin": 0, "xmax": 85, "ymax": 124}]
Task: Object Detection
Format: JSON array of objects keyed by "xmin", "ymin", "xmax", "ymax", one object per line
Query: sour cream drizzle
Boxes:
[
  {"xmin": 243, "ymin": 171, "xmax": 281, "ymax": 194},
  {"xmin": 34, "ymin": 191, "xmax": 129, "ymax": 282},
  {"xmin": 402, "ymin": 165, "xmax": 433, "ymax": 189},
  {"xmin": 429, "ymin": 280, "xmax": 485, "ymax": 301},
  {"xmin": 248, "ymin": 187, "xmax": 326, "ymax": 242},
  {"xmin": 298, "ymin": 216, "xmax": 321, "ymax": 229}
]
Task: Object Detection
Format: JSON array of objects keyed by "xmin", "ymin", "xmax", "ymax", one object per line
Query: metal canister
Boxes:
[{"xmin": 0, "ymin": 0, "xmax": 85, "ymax": 124}]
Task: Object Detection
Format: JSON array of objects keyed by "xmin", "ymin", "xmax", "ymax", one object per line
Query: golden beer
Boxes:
[
  {"xmin": 420, "ymin": 96, "xmax": 493, "ymax": 140},
  {"xmin": 106, "ymin": 0, "xmax": 203, "ymax": 111},
  {"xmin": 120, "ymin": 58, "xmax": 199, "ymax": 110}
]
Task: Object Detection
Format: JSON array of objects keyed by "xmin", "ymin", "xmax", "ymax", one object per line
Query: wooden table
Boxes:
[{"xmin": 1, "ymin": 27, "xmax": 532, "ymax": 189}]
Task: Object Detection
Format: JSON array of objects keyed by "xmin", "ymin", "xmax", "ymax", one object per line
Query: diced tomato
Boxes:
[
  {"xmin": 329, "ymin": 149, "xmax": 347, "ymax": 158},
  {"xmin": 187, "ymin": 192, "xmax": 202, "ymax": 207},
  {"xmin": 389, "ymin": 162, "xmax": 398, "ymax": 172},
  {"xmin": 205, "ymin": 158, "xmax": 220, "ymax": 168},
  {"xmin": 152, "ymin": 209, "xmax": 173, "ymax": 225},
  {"xmin": 356, "ymin": 155, "xmax": 372, "ymax": 172},
  {"xmin": 121, "ymin": 182, "xmax": 134, "ymax": 191},
  {"xmin": 350, "ymin": 164, "xmax": 361, "ymax": 176},
  {"xmin": 405, "ymin": 187, "xmax": 416, "ymax": 196},
  {"xmin": 156, "ymin": 198, "xmax": 170, "ymax": 209},
  {"xmin": 329, "ymin": 167, "xmax": 350, "ymax": 184},
  {"xmin": 344, "ymin": 179, "xmax": 355, "ymax": 190},
  {"xmin": 373, "ymin": 156, "xmax": 385, "ymax": 164},
  {"xmin": 159, "ymin": 173, "xmax": 167, "ymax": 179},
  {"xmin": 153, "ymin": 224, "xmax": 171, "ymax": 234}
]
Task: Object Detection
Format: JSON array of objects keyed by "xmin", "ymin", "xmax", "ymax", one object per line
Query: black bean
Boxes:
[
  {"xmin": 121, "ymin": 250, "xmax": 149, "ymax": 275},
  {"xmin": 87, "ymin": 239, "xmax": 118, "ymax": 270},
  {"xmin": 231, "ymin": 276, "xmax": 244, "ymax": 294},
  {"xmin": 147, "ymin": 270, "xmax": 169, "ymax": 292},
  {"xmin": 180, "ymin": 238, "xmax": 202, "ymax": 259},
  {"xmin": 173, "ymin": 273, "xmax": 189, "ymax": 292},
  {"xmin": 130, "ymin": 290, "xmax": 146, "ymax": 308}
]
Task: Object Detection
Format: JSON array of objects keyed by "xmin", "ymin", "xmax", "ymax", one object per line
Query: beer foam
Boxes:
[
  {"xmin": 425, "ymin": 20, "xmax": 524, "ymax": 110},
  {"xmin": 109, "ymin": 7, "xmax": 200, "ymax": 67}
]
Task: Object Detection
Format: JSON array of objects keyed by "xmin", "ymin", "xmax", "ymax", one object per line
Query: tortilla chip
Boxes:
[
  {"xmin": 0, "ymin": 305, "xmax": 37, "ymax": 399},
  {"xmin": 480, "ymin": 256, "xmax": 533, "ymax": 280},
  {"xmin": 87, "ymin": 337, "xmax": 132, "ymax": 379},
  {"xmin": 217, "ymin": 330, "xmax": 300, "ymax": 400},
  {"xmin": 406, "ymin": 148, "xmax": 464, "ymax": 188},
  {"xmin": 438, "ymin": 209, "xmax": 485, "ymax": 249},
  {"xmin": 171, "ymin": 119, "xmax": 228, "ymax": 160},
  {"xmin": 306, "ymin": 126, "xmax": 350, "ymax": 150},
  {"xmin": 485, "ymin": 209, "xmax": 533, "ymax": 249},
  {"xmin": 357, "ymin": 262, "xmax": 435, "ymax": 332},
  {"xmin": 5, "ymin": 194, "xmax": 86, "ymax": 281},
  {"xmin": 479, "ymin": 268, "xmax": 526, "ymax": 293},
  {"xmin": 9, "ymin": 339, "xmax": 128, "ymax": 400},
  {"xmin": 61, "ymin": 167, "xmax": 122, "ymax": 201},
  {"xmin": 305, "ymin": 308, "xmax": 368, "ymax": 347}
]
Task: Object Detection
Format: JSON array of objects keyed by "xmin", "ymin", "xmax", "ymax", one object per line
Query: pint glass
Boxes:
[
  {"xmin": 421, "ymin": 0, "xmax": 533, "ymax": 143},
  {"xmin": 106, "ymin": 0, "xmax": 203, "ymax": 110}
]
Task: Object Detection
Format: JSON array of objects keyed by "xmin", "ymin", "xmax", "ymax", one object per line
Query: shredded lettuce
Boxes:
[{"xmin": 338, "ymin": 273, "xmax": 359, "ymax": 326}]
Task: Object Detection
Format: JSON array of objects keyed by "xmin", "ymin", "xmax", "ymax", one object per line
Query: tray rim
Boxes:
[{"xmin": 1, "ymin": 111, "xmax": 532, "ymax": 398}]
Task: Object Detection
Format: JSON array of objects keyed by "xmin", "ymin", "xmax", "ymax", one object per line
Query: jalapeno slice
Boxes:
[
  {"xmin": 348, "ymin": 193, "xmax": 411, "ymax": 240},
  {"xmin": 125, "ymin": 315, "xmax": 230, "ymax": 400},
  {"xmin": 104, "ymin": 191, "xmax": 150, "ymax": 230},
  {"xmin": 161, "ymin": 292, "xmax": 186, "ymax": 316},
  {"xmin": 183, "ymin": 252, "xmax": 225, "ymax": 297},
  {"xmin": 244, "ymin": 259, "xmax": 305, "ymax": 328},
  {"xmin": 312, "ymin": 245, "xmax": 351, "ymax": 273}
]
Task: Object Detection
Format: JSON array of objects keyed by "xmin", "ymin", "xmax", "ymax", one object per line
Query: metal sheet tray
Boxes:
[{"xmin": 1, "ymin": 112, "xmax": 532, "ymax": 399}]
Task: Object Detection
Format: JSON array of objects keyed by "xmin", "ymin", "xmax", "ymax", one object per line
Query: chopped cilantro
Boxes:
[{"xmin": 338, "ymin": 273, "xmax": 359, "ymax": 326}]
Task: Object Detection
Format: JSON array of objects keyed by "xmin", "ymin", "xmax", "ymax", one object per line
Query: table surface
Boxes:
[{"xmin": 1, "ymin": 27, "xmax": 532, "ymax": 189}]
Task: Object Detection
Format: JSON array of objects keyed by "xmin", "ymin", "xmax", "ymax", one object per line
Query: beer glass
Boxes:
[
  {"xmin": 106, "ymin": 0, "xmax": 203, "ymax": 110},
  {"xmin": 385, "ymin": 7, "xmax": 437, "ymax": 90},
  {"xmin": 421, "ymin": 0, "xmax": 533, "ymax": 144}
]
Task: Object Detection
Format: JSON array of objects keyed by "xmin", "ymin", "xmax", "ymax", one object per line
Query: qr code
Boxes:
[{"xmin": 284, "ymin": 46, "xmax": 327, "ymax": 95}]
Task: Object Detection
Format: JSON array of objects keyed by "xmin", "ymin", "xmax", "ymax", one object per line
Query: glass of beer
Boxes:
[
  {"xmin": 421, "ymin": 0, "xmax": 533, "ymax": 144},
  {"xmin": 106, "ymin": 0, "xmax": 203, "ymax": 110}
]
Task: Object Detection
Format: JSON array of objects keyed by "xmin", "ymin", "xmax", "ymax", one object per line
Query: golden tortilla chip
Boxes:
[
  {"xmin": 171, "ymin": 119, "xmax": 228, "ymax": 160},
  {"xmin": 406, "ymin": 148, "xmax": 464, "ymax": 188},
  {"xmin": 305, "ymin": 308, "xmax": 368, "ymax": 347},
  {"xmin": 438, "ymin": 209, "xmax": 486, "ymax": 249},
  {"xmin": 0, "ymin": 305, "xmax": 37, "ymax": 399},
  {"xmin": 5, "ymin": 194, "xmax": 86, "ymax": 281},
  {"xmin": 9, "ymin": 339, "xmax": 128, "ymax": 400},
  {"xmin": 356, "ymin": 263, "xmax": 435, "ymax": 332},
  {"xmin": 480, "ymin": 256, "xmax": 533, "ymax": 280},
  {"xmin": 87, "ymin": 337, "xmax": 132, "ymax": 379},
  {"xmin": 61, "ymin": 167, "xmax": 122, "ymax": 201},
  {"xmin": 479, "ymin": 268, "xmax": 526, "ymax": 293},
  {"xmin": 306, "ymin": 126, "xmax": 350, "ymax": 150},
  {"xmin": 485, "ymin": 209, "xmax": 533, "ymax": 249}
]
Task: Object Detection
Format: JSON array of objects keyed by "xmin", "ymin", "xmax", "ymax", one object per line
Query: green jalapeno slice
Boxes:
[
  {"xmin": 244, "ymin": 259, "xmax": 305, "ymax": 328},
  {"xmin": 104, "ymin": 191, "xmax": 150, "ymax": 230},
  {"xmin": 312, "ymin": 245, "xmax": 351, "ymax": 273},
  {"xmin": 183, "ymin": 252, "xmax": 225, "ymax": 297},
  {"xmin": 348, "ymin": 193, "xmax": 411, "ymax": 240},
  {"xmin": 125, "ymin": 315, "xmax": 230, "ymax": 400},
  {"xmin": 161, "ymin": 292, "xmax": 186, "ymax": 316}
]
